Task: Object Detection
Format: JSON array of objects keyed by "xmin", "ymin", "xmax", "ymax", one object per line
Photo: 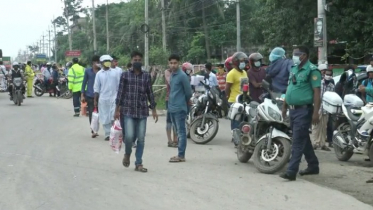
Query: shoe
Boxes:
[
  {"xmin": 299, "ymin": 168, "xmax": 319, "ymax": 176},
  {"xmin": 328, "ymin": 142, "xmax": 333, "ymax": 148},
  {"xmin": 27, "ymin": 96, "xmax": 33, "ymax": 98},
  {"xmin": 321, "ymin": 145, "xmax": 331, "ymax": 151},
  {"xmin": 279, "ymin": 172, "xmax": 296, "ymax": 181},
  {"xmin": 73, "ymin": 113, "xmax": 79, "ymax": 117},
  {"xmin": 104, "ymin": 136, "xmax": 109, "ymax": 141},
  {"xmin": 313, "ymin": 144, "xmax": 319, "ymax": 150}
]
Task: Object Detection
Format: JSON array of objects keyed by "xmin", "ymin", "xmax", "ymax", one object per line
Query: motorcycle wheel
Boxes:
[
  {"xmin": 333, "ymin": 127, "xmax": 354, "ymax": 161},
  {"xmin": 237, "ymin": 143, "xmax": 253, "ymax": 163},
  {"xmin": 186, "ymin": 106, "xmax": 197, "ymax": 138},
  {"xmin": 62, "ymin": 90, "xmax": 73, "ymax": 99},
  {"xmin": 252, "ymin": 137, "xmax": 291, "ymax": 174},
  {"xmin": 34, "ymin": 84, "xmax": 44, "ymax": 97},
  {"xmin": 189, "ymin": 116, "xmax": 219, "ymax": 144},
  {"xmin": 17, "ymin": 92, "xmax": 22, "ymax": 106}
]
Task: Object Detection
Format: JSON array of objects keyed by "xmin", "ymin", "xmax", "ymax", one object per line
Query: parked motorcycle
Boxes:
[
  {"xmin": 251, "ymin": 80, "xmax": 292, "ymax": 174},
  {"xmin": 33, "ymin": 76, "xmax": 71, "ymax": 99},
  {"xmin": 188, "ymin": 81, "xmax": 228, "ymax": 144},
  {"xmin": 10, "ymin": 77, "xmax": 24, "ymax": 106},
  {"xmin": 323, "ymin": 91, "xmax": 373, "ymax": 163}
]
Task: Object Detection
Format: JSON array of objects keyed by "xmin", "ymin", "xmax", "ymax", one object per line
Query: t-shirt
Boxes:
[
  {"xmin": 226, "ymin": 68, "xmax": 248, "ymax": 103},
  {"xmin": 216, "ymin": 72, "xmax": 227, "ymax": 91},
  {"xmin": 164, "ymin": 69, "xmax": 172, "ymax": 101},
  {"xmin": 248, "ymin": 67, "xmax": 266, "ymax": 102}
]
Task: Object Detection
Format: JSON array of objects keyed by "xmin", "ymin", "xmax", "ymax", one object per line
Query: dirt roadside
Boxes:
[{"xmin": 299, "ymin": 149, "xmax": 373, "ymax": 206}]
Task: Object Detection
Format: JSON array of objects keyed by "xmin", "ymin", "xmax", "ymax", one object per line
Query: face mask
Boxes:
[
  {"xmin": 103, "ymin": 61, "xmax": 111, "ymax": 68},
  {"xmin": 133, "ymin": 62, "xmax": 142, "ymax": 70},
  {"xmin": 292, "ymin": 56, "xmax": 301, "ymax": 65},
  {"xmin": 324, "ymin": 75, "xmax": 332, "ymax": 80},
  {"xmin": 186, "ymin": 69, "xmax": 192, "ymax": 75},
  {"xmin": 239, "ymin": 62, "xmax": 246, "ymax": 70},
  {"xmin": 218, "ymin": 68, "xmax": 224, "ymax": 73},
  {"xmin": 254, "ymin": 61, "xmax": 261, "ymax": 67}
]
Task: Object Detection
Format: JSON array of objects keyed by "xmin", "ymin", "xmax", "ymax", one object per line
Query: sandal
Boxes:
[
  {"xmin": 91, "ymin": 133, "xmax": 98, "ymax": 138},
  {"xmin": 168, "ymin": 142, "xmax": 178, "ymax": 148},
  {"xmin": 122, "ymin": 155, "xmax": 130, "ymax": 167},
  {"xmin": 135, "ymin": 165, "xmax": 148, "ymax": 173},
  {"xmin": 169, "ymin": 156, "xmax": 186, "ymax": 163}
]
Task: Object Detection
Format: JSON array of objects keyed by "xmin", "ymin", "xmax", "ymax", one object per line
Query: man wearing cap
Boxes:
[
  {"xmin": 94, "ymin": 55, "xmax": 122, "ymax": 141},
  {"xmin": 266, "ymin": 47, "xmax": 293, "ymax": 93},
  {"xmin": 68, "ymin": 58, "xmax": 85, "ymax": 117}
]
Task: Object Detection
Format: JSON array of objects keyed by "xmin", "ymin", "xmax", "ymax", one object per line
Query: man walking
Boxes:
[
  {"xmin": 25, "ymin": 61, "xmax": 35, "ymax": 98},
  {"xmin": 68, "ymin": 58, "xmax": 85, "ymax": 117},
  {"xmin": 168, "ymin": 54, "xmax": 192, "ymax": 163},
  {"xmin": 165, "ymin": 67, "xmax": 178, "ymax": 147},
  {"xmin": 94, "ymin": 55, "xmax": 122, "ymax": 141},
  {"xmin": 82, "ymin": 55, "xmax": 100, "ymax": 138},
  {"xmin": 115, "ymin": 51, "xmax": 158, "ymax": 172},
  {"xmin": 280, "ymin": 46, "xmax": 321, "ymax": 181}
]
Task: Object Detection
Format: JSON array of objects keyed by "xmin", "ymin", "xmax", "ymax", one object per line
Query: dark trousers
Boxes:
[
  {"xmin": 287, "ymin": 107, "xmax": 319, "ymax": 176},
  {"xmin": 327, "ymin": 114, "xmax": 333, "ymax": 143},
  {"xmin": 53, "ymin": 82, "xmax": 60, "ymax": 97},
  {"xmin": 73, "ymin": 91, "xmax": 81, "ymax": 114}
]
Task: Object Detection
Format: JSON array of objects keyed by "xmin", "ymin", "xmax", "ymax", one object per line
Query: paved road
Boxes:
[{"xmin": 0, "ymin": 93, "xmax": 372, "ymax": 210}]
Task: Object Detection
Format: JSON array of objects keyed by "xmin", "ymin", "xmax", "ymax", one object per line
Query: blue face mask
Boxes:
[
  {"xmin": 133, "ymin": 62, "xmax": 142, "ymax": 70},
  {"xmin": 239, "ymin": 62, "xmax": 246, "ymax": 69}
]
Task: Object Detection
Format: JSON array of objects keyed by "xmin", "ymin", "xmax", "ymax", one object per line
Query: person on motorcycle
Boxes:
[
  {"xmin": 8, "ymin": 62, "xmax": 25, "ymax": 100},
  {"xmin": 224, "ymin": 56, "xmax": 233, "ymax": 72},
  {"xmin": 247, "ymin": 53, "xmax": 266, "ymax": 103},
  {"xmin": 204, "ymin": 62, "xmax": 219, "ymax": 88},
  {"xmin": 265, "ymin": 47, "xmax": 293, "ymax": 93},
  {"xmin": 225, "ymin": 52, "xmax": 249, "ymax": 146},
  {"xmin": 68, "ymin": 58, "xmax": 85, "ymax": 117},
  {"xmin": 25, "ymin": 61, "xmax": 35, "ymax": 98},
  {"xmin": 51, "ymin": 63, "xmax": 60, "ymax": 97},
  {"xmin": 43, "ymin": 62, "xmax": 53, "ymax": 97}
]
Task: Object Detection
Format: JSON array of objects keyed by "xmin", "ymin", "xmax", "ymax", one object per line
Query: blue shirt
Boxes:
[
  {"xmin": 168, "ymin": 69, "xmax": 192, "ymax": 113},
  {"xmin": 363, "ymin": 79, "xmax": 373, "ymax": 102},
  {"xmin": 81, "ymin": 68, "xmax": 97, "ymax": 98}
]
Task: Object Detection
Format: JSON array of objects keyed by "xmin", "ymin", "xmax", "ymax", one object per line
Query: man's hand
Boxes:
[
  {"xmin": 81, "ymin": 95, "xmax": 86, "ymax": 103},
  {"xmin": 94, "ymin": 100, "xmax": 98, "ymax": 107},
  {"xmin": 187, "ymin": 100, "xmax": 192, "ymax": 106},
  {"xmin": 312, "ymin": 111, "xmax": 320, "ymax": 125},
  {"xmin": 114, "ymin": 110, "xmax": 120, "ymax": 120},
  {"xmin": 359, "ymin": 85, "xmax": 366, "ymax": 93},
  {"xmin": 152, "ymin": 109, "xmax": 158, "ymax": 123},
  {"xmin": 282, "ymin": 107, "xmax": 287, "ymax": 119}
]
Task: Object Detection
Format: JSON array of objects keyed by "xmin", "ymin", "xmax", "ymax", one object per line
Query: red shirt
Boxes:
[{"xmin": 216, "ymin": 72, "xmax": 227, "ymax": 91}]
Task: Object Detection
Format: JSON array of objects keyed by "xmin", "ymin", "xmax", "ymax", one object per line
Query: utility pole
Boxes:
[
  {"xmin": 145, "ymin": 0, "xmax": 149, "ymax": 70},
  {"xmin": 236, "ymin": 0, "xmax": 241, "ymax": 52},
  {"xmin": 106, "ymin": 0, "xmax": 109, "ymax": 53},
  {"xmin": 53, "ymin": 20, "xmax": 58, "ymax": 63},
  {"xmin": 161, "ymin": 0, "xmax": 166, "ymax": 51},
  {"xmin": 317, "ymin": 0, "xmax": 327, "ymax": 65},
  {"xmin": 39, "ymin": 40, "xmax": 42, "ymax": 53},
  {"xmin": 47, "ymin": 27, "xmax": 52, "ymax": 61},
  {"xmin": 42, "ymin": 33, "xmax": 46, "ymax": 54},
  {"xmin": 64, "ymin": 0, "xmax": 72, "ymax": 51},
  {"xmin": 92, "ymin": 0, "xmax": 97, "ymax": 54}
]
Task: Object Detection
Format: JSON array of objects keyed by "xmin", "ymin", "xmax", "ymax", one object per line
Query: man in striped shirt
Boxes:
[{"xmin": 216, "ymin": 64, "xmax": 227, "ymax": 93}]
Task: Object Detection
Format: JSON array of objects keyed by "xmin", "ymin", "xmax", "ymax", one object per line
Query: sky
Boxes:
[{"xmin": 0, "ymin": 0, "xmax": 124, "ymax": 59}]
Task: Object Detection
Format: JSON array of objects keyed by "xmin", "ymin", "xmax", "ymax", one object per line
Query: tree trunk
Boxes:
[{"xmin": 202, "ymin": 0, "xmax": 211, "ymax": 60}]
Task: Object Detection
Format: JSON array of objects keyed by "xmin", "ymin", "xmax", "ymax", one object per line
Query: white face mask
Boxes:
[
  {"xmin": 239, "ymin": 62, "xmax": 246, "ymax": 69},
  {"xmin": 254, "ymin": 61, "xmax": 261, "ymax": 67},
  {"xmin": 324, "ymin": 75, "xmax": 332, "ymax": 80},
  {"xmin": 292, "ymin": 56, "xmax": 301, "ymax": 65}
]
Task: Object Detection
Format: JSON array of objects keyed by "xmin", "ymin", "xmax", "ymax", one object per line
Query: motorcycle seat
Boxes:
[{"xmin": 346, "ymin": 106, "xmax": 362, "ymax": 121}]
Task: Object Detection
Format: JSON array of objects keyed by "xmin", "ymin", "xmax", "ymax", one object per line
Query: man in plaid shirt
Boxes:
[
  {"xmin": 115, "ymin": 51, "xmax": 158, "ymax": 173},
  {"xmin": 310, "ymin": 67, "xmax": 334, "ymax": 151}
]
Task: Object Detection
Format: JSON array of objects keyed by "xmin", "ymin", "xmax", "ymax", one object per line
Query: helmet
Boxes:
[
  {"xmin": 318, "ymin": 64, "xmax": 328, "ymax": 71},
  {"xmin": 12, "ymin": 62, "xmax": 19, "ymax": 66},
  {"xmin": 231, "ymin": 52, "xmax": 248, "ymax": 66},
  {"xmin": 249, "ymin": 53, "xmax": 263, "ymax": 61},
  {"xmin": 367, "ymin": 65, "xmax": 373, "ymax": 73},
  {"xmin": 46, "ymin": 62, "xmax": 51, "ymax": 66},
  {"xmin": 72, "ymin": 57, "xmax": 79, "ymax": 63},
  {"xmin": 224, "ymin": 56, "xmax": 233, "ymax": 71},
  {"xmin": 182, "ymin": 62, "xmax": 193, "ymax": 74},
  {"xmin": 66, "ymin": 62, "xmax": 73, "ymax": 68}
]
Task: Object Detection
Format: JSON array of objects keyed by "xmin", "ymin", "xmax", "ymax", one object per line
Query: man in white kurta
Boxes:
[{"xmin": 93, "ymin": 55, "xmax": 122, "ymax": 140}]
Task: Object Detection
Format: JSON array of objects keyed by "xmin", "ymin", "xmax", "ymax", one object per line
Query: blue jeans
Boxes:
[
  {"xmin": 170, "ymin": 111, "xmax": 187, "ymax": 157},
  {"xmin": 123, "ymin": 116, "xmax": 147, "ymax": 166},
  {"xmin": 228, "ymin": 102, "xmax": 240, "ymax": 130},
  {"xmin": 287, "ymin": 107, "xmax": 319, "ymax": 176}
]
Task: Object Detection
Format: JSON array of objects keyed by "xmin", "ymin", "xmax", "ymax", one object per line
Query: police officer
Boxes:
[{"xmin": 280, "ymin": 46, "xmax": 321, "ymax": 181}]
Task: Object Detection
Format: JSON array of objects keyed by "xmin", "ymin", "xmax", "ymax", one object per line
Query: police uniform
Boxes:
[{"xmin": 285, "ymin": 61, "xmax": 321, "ymax": 176}]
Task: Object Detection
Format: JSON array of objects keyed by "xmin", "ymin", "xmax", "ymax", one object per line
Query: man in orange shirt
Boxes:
[{"xmin": 216, "ymin": 64, "xmax": 227, "ymax": 93}]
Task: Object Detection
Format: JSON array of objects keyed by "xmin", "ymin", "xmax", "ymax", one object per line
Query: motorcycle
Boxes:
[
  {"xmin": 33, "ymin": 76, "xmax": 71, "ymax": 99},
  {"xmin": 188, "ymin": 81, "xmax": 228, "ymax": 144},
  {"xmin": 186, "ymin": 91, "xmax": 205, "ymax": 138},
  {"xmin": 324, "ymin": 91, "xmax": 373, "ymax": 163},
  {"xmin": 10, "ymin": 77, "xmax": 24, "ymax": 106},
  {"xmin": 251, "ymin": 80, "xmax": 292, "ymax": 174}
]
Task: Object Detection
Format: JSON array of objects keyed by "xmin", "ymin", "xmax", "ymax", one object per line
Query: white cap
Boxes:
[
  {"xmin": 12, "ymin": 62, "xmax": 19, "ymax": 66},
  {"xmin": 100, "ymin": 55, "xmax": 113, "ymax": 62},
  {"xmin": 46, "ymin": 62, "xmax": 51, "ymax": 65},
  {"xmin": 367, "ymin": 65, "xmax": 373, "ymax": 73},
  {"xmin": 318, "ymin": 64, "xmax": 327, "ymax": 70}
]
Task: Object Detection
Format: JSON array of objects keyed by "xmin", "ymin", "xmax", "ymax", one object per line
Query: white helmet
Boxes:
[
  {"xmin": 46, "ymin": 62, "xmax": 51, "ymax": 65},
  {"xmin": 12, "ymin": 62, "xmax": 19, "ymax": 66},
  {"xmin": 318, "ymin": 64, "xmax": 328, "ymax": 71},
  {"xmin": 367, "ymin": 65, "xmax": 373, "ymax": 73}
]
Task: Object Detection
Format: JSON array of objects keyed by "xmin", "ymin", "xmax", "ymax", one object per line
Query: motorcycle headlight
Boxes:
[
  {"xmin": 215, "ymin": 94, "xmax": 222, "ymax": 106},
  {"xmin": 268, "ymin": 107, "xmax": 282, "ymax": 121}
]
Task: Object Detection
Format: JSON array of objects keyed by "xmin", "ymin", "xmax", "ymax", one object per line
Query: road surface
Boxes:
[{"xmin": 0, "ymin": 93, "xmax": 372, "ymax": 210}]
